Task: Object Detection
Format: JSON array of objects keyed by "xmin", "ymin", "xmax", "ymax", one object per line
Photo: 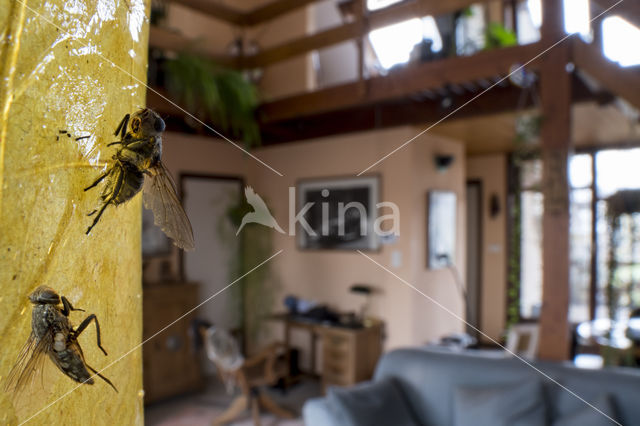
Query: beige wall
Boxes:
[
  {"xmin": 466, "ymin": 154, "xmax": 508, "ymax": 343},
  {"xmin": 248, "ymin": 128, "xmax": 466, "ymax": 366},
  {"xmin": 149, "ymin": 127, "xmax": 466, "ymax": 369},
  {"xmin": 166, "ymin": 4, "xmax": 236, "ymax": 51},
  {"xmin": 246, "ymin": 9, "xmax": 313, "ymax": 100},
  {"xmin": 410, "ymin": 132, "xmax": 467, "ymax": 344}
]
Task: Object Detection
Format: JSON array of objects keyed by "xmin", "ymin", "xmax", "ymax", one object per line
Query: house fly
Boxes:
[
  {"xmin": 4, "ymin": 286, "xmax": 117, "ymax": 394},
  {"xmin": 84, "ymin": 108, "xmax": 194, "ymax": 250}
]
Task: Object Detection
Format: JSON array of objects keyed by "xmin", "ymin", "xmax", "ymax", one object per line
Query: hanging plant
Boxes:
[
  {"xmin": 506, "ymin": 189, "xmax": 522, "ymax": 328},
  {"xmin": 165, "ymin": 52, "xmax": 261, "ymax": 147},
  {"xmin": 484, "ymin": 23, "xmax": 518, "ymax": 50}
]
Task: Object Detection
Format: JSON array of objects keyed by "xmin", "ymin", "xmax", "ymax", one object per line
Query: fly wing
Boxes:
[
  {"xmin": 4, "ymin": 331, "xmax": 52, "ymax": 397},
  {"xmin": 142, "ymin": 161, "xmax": 195, "ymax": 251}
]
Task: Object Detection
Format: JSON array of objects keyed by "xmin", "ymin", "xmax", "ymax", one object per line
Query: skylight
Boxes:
[
  {"xmin": 603, "ymin": 17, "xmax": 640, "ymax": 67},
  {"xmin": 564, "ymin": 0, "xmax": 591, "ymax": 37},
  {"xmin": 367, "ymin": 0, "xmax": 401, "ymax": 11},
  {"xmin": 368, "ymin": 17, "xmax": 442, "ymax": 69}
]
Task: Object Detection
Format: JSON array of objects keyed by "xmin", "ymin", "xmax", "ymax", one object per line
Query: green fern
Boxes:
[{"xmin": 165, "ymin": 52, "xmax": 261, "ymax": 147}]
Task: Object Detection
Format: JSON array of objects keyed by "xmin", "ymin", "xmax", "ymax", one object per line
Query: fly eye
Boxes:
[
  {"xmin": 131, "ymin": 118, "xmax": 141, "ymax": 133},
  {"xmin": 32, "ymin": 289, "xmax": 60, "ymax": 304},
  {"xmin": 154, "ymin": 118, "xmax": 165, "ymax": 132}
]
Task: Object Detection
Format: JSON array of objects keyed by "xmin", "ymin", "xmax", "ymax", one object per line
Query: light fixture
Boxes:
[{"xmin": 434, "ymin": 154, "xmax": 454, "ymax": 172}]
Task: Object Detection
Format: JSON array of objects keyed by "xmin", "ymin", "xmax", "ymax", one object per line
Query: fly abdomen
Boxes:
[
  {"xmin": 51, "ymin": 341, "xmax": 94, "ymax": 385},
  {"xmin": 112, "ymin": 165, "xmax": 144, "ymax": 205}
]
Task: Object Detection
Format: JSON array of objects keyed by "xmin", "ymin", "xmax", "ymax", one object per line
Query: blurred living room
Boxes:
[
  {"xmin": 137, "ymin": 0, "xmax": 640, "ymax": 425},
  {"xmin": 4, "ymin": 0, "xmax": 640, "ymax": 425}
]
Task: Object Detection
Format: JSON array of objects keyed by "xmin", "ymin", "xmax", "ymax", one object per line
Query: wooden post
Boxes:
[
  {"xmin": 538, "ymin": 0, "xmax": 572, "ymax": 361},
  {"xmin": 486, "ymin": 1, "xmax": 503, "ymax": 25},
  {"xmin": 355, "ymin": 0, "xmax": 367, "ymax": 97}
]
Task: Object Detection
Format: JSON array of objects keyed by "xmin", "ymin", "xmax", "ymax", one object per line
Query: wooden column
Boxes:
[
  {"xmin": 355, "ymin": 0, "xmax": 367, "ymax": 95},
  {"xmin": 538, "ymin": 0, "xmax": 572, "ymax": 360}
]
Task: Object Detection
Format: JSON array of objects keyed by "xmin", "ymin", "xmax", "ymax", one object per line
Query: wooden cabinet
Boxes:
[
  {"xmin": 143, "ymin": 283, "xmax": 201, "ymax": 404},
  {"xmin": 319, "ymin": 324, "xmax": 383, "ymax": 388}
]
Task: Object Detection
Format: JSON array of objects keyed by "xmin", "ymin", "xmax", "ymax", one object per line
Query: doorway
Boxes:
[{"xmin": 180, "ymin": 174, "xmax": 244, "ymax": 371}]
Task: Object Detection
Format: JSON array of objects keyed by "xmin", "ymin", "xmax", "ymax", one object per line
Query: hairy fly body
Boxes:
[
  {"xmin": 4, "ymin": 286, "xmax": 117, "ymax": 394},
  {"xmin": 84, "ymin": 108, "xmax": 194, "ymax": 250}
]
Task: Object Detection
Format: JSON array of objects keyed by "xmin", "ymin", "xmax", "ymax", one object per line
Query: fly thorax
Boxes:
[
  {"xmin": 53, "ymin": 332, "xmax": 66, "ymax": 352},
  {"xmin": 154, "ymin": 135, "xmax": 162, "ymax": 159},
  {"xmin": 31, "ymin": 304, "xmax": 53, "ymax": 339},
  {"xmin": 149, "ymin": 135, "xmax": 162, "ymax": 167}
]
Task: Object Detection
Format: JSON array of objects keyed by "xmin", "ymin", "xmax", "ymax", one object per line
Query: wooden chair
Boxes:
[
  {"xmin": 200, "ymin": 326, "xmax": 294, "ymax": 426},
  {"xmin": 505, "ymin": 323, "xmax": 540, "ymax": 359}
]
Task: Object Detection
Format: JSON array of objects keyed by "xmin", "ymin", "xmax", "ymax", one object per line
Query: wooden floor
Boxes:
[{"xmin": 145, "ymin": 377, "xmax": 322, "ymax": 426}]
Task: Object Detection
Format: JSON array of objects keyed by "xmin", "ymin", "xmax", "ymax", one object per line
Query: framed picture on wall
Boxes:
[
  {"xmin": 297, "ymin": 175, "xmax": 380, "ymax": 250},
  {"xmin": 427, "ymin": 190, "xmax": 457, "ymax": 269}
]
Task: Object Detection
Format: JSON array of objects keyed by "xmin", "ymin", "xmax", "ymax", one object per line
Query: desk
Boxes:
[{"xmin": 270, "ymin": 314, "xmax": 383, "ymax": 388}]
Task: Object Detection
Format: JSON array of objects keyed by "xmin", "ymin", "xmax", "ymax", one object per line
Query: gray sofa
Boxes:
[{"xmin": 303, "ymin": 348, "xmax": 640, "ymax": 425}]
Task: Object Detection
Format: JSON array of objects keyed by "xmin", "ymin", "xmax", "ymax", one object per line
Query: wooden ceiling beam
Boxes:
[
  {"xmin": 259, "ymin": 73, "xmax": 600, "ymax": 144},
  {"xmin": 170, "ymin": 0, "xmax": 478, "ymax": 27},
  {"xmin": 170, "ymin": 0, "xmax": 246, "ymax": 25},
  {"xmin": 243, "ymin": 0, "xmax": 478, "ymax": 68},
  {"xmin": 259, "ymin": 42, "xmax": 544, "ymax": 122},
  {"xmin": 573, "ymin": 38, "xmax": 640, "ymax": 110},
  {"xmin": 245, "ymin": 0, "xmax": 322, "ymax": 25},
  {"xmin": 591, "ymin": 0, "xmax": 640, "ymax": 29},
  {"xmin": 146, "ymin": 72, "xmax": 601, "ymax": 145},
  {"xmin": 148, "ymin": 26, "xmax": 238, "ymax": 67},
  {"xmin": 244, "ymin": 22, "xmax": 363, "ymax": 68},
  {"xmin": 171, "ymin": 0, "xmax": 324, "ymax": 26}
]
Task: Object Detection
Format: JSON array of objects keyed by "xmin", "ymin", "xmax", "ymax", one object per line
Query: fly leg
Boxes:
[
  {"xmin": 60, "ymin": 296, "xmax": 85, "ymax": 317},
  {"xmin": 85, "ymin": 201, "xmax": 109, "ymax": 235},
  {"xmin": 85, "ymin": 166, "xmax": 124, "ymax": 235},
  {"xmin": 84, "ymin": 167, "xmax": 112, "ymax": 192},
  {"xmin": 114, "ymin": 113, "xmax": 130, "ymax": 138},
  {"xmin": 85, "ymin": 363, "xmax": 118, "ymax": 393},
  {"xmin": 73, "ymin": 314, "xmax": 107, "ymax": 356}
]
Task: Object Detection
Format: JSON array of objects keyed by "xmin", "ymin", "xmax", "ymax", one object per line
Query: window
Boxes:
[
  {"xmin": 568, "ymin": 154, "xmax": 593, "ymax": 323},
  {"xmin": 519, "ymin": 160, "xmax": 544, "ymax": 319},
  {"xmin": 514, "ymin": 149, "xmax": 640, "ymax": 323},
  {"xmin": 603, "ymin": 17, "xmax": 640, "ymax": 67},
  {"xmin": 595, "ymin": 149, "xmax": 640, "ymax": 320}
]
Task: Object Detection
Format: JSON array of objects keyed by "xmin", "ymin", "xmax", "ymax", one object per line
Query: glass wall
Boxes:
[{"xmin": 516, "ymin": 148, "xmax": 640, "ymax": 323}]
